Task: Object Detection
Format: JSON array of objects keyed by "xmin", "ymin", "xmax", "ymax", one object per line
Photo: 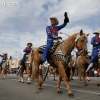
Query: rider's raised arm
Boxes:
[
  {"xmin": 0, "ymin": 55, "xmax": 3, "ymax": 57},
  {"xmin": 57, "ymin": 12, "xmax": 69, "ymax": 31},
  {"xmin": 57, "ymin": 23, "xmax": 67, "ymax": 31}
]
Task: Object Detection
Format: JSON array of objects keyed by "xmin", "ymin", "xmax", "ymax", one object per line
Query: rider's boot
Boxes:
[
  {"xmin": 42, "ymin": 60, "xmax": 50, "ymax": 68},
  {"xmin": 86, "ymin": 63, "xmax": 93, "ymax": 72}
]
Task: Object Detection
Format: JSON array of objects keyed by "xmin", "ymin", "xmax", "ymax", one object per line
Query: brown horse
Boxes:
[
  {"xmin": 77, "ymin": 52, "xmax": 100, "ymax": 86},
  {"xmin": 0, "ymin": 60, "xmax": 8, "ymax": 79},
  {"xmin": 32, "ymin": 30, "xmax": 89, "ymax": 98},
  {"xmin": 18, "ymin": 50, "xmax": 34, "ymax": 83}
]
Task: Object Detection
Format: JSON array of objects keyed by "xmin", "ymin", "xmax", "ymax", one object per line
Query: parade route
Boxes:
[{"xmin": 0, "ymin": 74, "xmax": 100, "ymax": 100}]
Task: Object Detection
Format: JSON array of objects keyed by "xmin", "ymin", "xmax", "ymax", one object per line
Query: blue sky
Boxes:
[{"xmin": 0, "ymin": 0, "xmax": 100, "ymax": 59}]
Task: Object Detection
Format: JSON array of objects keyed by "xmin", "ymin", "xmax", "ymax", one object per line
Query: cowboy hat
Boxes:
[
  {"xmin": 93, "ymin": 30, "xmax": 100, "ymax": 34},
  {"xmin": 50, "ymin": 17, "xmax": 59, "ymax": 25},
  {"xmin": 27, "ymin": 43, "xmax": 33, "ymax": 46}
]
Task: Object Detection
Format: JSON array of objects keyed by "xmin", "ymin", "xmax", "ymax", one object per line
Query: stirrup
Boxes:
[{"xmin": 25, "ymin": 61, "xmax": 30, "ymax": 64}]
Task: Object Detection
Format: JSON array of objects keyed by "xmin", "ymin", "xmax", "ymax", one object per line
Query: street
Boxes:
[{"xmin": 0, "ymin": 74, "xmax": 100, "ymax": 100}]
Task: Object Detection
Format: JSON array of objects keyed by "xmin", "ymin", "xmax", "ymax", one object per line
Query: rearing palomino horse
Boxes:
[{"xmin": 32, "ymin": 30, "xmax": 89, "ymax": 98}]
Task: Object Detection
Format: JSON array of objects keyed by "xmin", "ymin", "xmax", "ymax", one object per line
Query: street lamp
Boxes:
[{"xmin": 15, "ymin": 51, "xmax": 22, "ymax": 60}]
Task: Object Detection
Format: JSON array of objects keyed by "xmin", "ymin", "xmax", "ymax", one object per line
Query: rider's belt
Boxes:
[{"xmin": 47, "ymin": 38, "xmax": 52, "ymax": 40}]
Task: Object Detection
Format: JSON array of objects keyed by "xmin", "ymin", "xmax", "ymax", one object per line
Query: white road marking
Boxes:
[
  {"xmin": 42, "ymin": 83, "xmax": 100, "ymax": 95},
  {"xmin": 10, "ymin": 78, "xmax": 100, "ymax": 95}
]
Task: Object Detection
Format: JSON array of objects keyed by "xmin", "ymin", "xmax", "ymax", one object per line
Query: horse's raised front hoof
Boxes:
[
  {"xmin": 85, "ymin": 83, "xmax": 88, "ymax": 86},
  {"xmin": 88, "ymin": 80, "xmax": 90, "ymax": 81},
  {"xmin": 57, "ymin": 91, "xmax": 62, "ymax": 94},
  {"xmin": 68, "ymin": 94, "xmax": 74, "ymax": 98},
  {"xmin": 97, "ymin": 83, "xmax": 100, "ymax": 86}
]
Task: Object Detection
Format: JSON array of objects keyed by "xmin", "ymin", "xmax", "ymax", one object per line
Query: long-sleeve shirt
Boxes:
[
  {"xmin": 0, "ymin": 55, "xmax": 7, "ymax": 60},
  {"xmin": 91, "ymin": 36, "xmax": 100, "ymax": 48},
  {"xmin": 23, "ymin": 47, "xmax": 32, "ymax": 54},
  {"xmin": 46, "ymin": 23, "xmax": 67, "ymax": 39}
]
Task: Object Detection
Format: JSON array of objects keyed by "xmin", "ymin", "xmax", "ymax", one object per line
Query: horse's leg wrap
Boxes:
[{"xmin": 27, "ymin": 77, "xmax": 31, "ymax": 84}]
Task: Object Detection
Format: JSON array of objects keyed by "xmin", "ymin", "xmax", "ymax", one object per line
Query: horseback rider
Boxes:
[
  {"xmin": 16, "ymin": 43, "xmax": 32, "ymax": 75},
  {"xmin": 20, "ymin": 43, "xmax": 32, "ymax": 65},
  {"xmin": 42, "ymin": 12, "xmax": 69, "ymax": 64},
  {"xmin": 0, "ymin": 53, "xmax": 8, "ymax": 68},
  {"xmin": 86, "ymin": 30, "xmax": 100, "ymax": 72}
]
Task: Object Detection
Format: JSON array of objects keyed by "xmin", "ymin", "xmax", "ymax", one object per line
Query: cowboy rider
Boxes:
[
  {"xmin": 0, "ymin": 53, "xmax": 8, "ymax": 68},
  {"xmin": 16, "ymin": 43, "xmax": 32, "ymax": 74},
  {"xmin": 20, "ymin": 43, "xmax": 32, "ymax": 66},
  {"xmin": 42, "ymin": 12, "xmax": 69, "ymax": 64},
  {"xmin": 86, "ymin": 30, "xmax": 100, "ymax": 72}
]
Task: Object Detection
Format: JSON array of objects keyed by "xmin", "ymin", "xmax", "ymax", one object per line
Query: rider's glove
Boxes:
[
  {"xmin": 95, "ymin": 42, "xmax": 99, "ymax": 45},
  {"xmin": 64, "ymin": 12, "xmax": 69, "ymax": 23},
  {"xmin": 58, "ymin": 37, "xmax": 62, "ymax": 40},
  {"xmin": 52, "ymin": 35, "xmax": 58, "ymax": 39}
]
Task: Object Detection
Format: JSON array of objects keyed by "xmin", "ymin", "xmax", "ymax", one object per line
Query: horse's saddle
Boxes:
[{"xmin": 38, "ymin": 40, "xmax": 60, "ymax": 54}]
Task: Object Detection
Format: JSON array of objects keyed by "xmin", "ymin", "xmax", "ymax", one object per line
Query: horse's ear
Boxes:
[
  {"xmin": 86, "ymin": 33, "xmax": 90, "ymax": 36},
  {"xmin": 80, "ymin": 29, "xmax": 83, "ymax": 36}
]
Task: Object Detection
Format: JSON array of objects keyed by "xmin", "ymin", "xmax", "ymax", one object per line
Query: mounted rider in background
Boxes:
[
  {"xmin": 42, "ymin": 12, "xmax": 69, "ymax": 65},
  {"xmin": 16, "ymin": 43, "xmax": 32, "ymax": 75},
  {"xmin": 0, "ymin": 53, "xmax": 8, "ymax": 69},
  {"xmin": 86, "ymin": 30, "xmax": 100, "ymax": 72}
]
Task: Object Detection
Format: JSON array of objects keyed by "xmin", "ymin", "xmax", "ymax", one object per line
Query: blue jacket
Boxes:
[
  {"xmin": 91, "ymin": 36, "xmax": 100, "ymax": 48},
  {"xmin": 23, "ymin": 47, "xmax": 32, "ymax": 54},
  {"xmin": 46, "ymin": 23, "xmax": 67, "ymax": 39}
]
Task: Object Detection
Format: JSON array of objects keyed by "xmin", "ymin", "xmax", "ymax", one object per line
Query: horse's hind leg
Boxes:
[
  {"xmin": 81, "ymin": 67, "xmax": 88, "ymax": 86},
  {"xmin": 3, "ymin": 70, "xmax": 6, "ymax": 79},
  {"xmin": 70, "ymin": 68, "xmax": 73, "ymax": 80},
  {"xmin": 26, "ymin": 66, "xmax": 32, "ymax": 84},
  {"xmin": 19, "ymin": 68, "xmax": 24, "ymax": 83},
  {"xmin": 34, "ymin": 62, "xmax": 41, "ymax": 89},
  {"xmin": 58, "ymin": 65, "xmax": 74, "ymax": 98},
  {"xmin": 53, "ymin": 68, "xmax": 57, "ymax": 81},
  {"xmin": 1, "ymin": 70, "xmax": 4, "ymax": 79},
  {"xmin": 57, "ymin": 75, "xmax": 62, "ymax": 93},
  {"xmin": 39, "ymin": 69, "xmax": 43, "ymax": 87}
]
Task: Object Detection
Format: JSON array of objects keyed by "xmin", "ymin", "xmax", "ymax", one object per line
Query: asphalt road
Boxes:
[{"xmin": 0, "ymin": 74, "xmax": 100, "ymax": 100}]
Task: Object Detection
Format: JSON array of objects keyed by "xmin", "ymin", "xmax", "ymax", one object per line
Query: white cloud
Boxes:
[{"xmin": 0, "ymin": 0, "xmax": 100, "ymax": 59}]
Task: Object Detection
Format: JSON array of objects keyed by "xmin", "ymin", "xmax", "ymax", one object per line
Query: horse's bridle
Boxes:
[{"xmin": 74, "ymin": 33, "xmax": 88, "ymax": 54}]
